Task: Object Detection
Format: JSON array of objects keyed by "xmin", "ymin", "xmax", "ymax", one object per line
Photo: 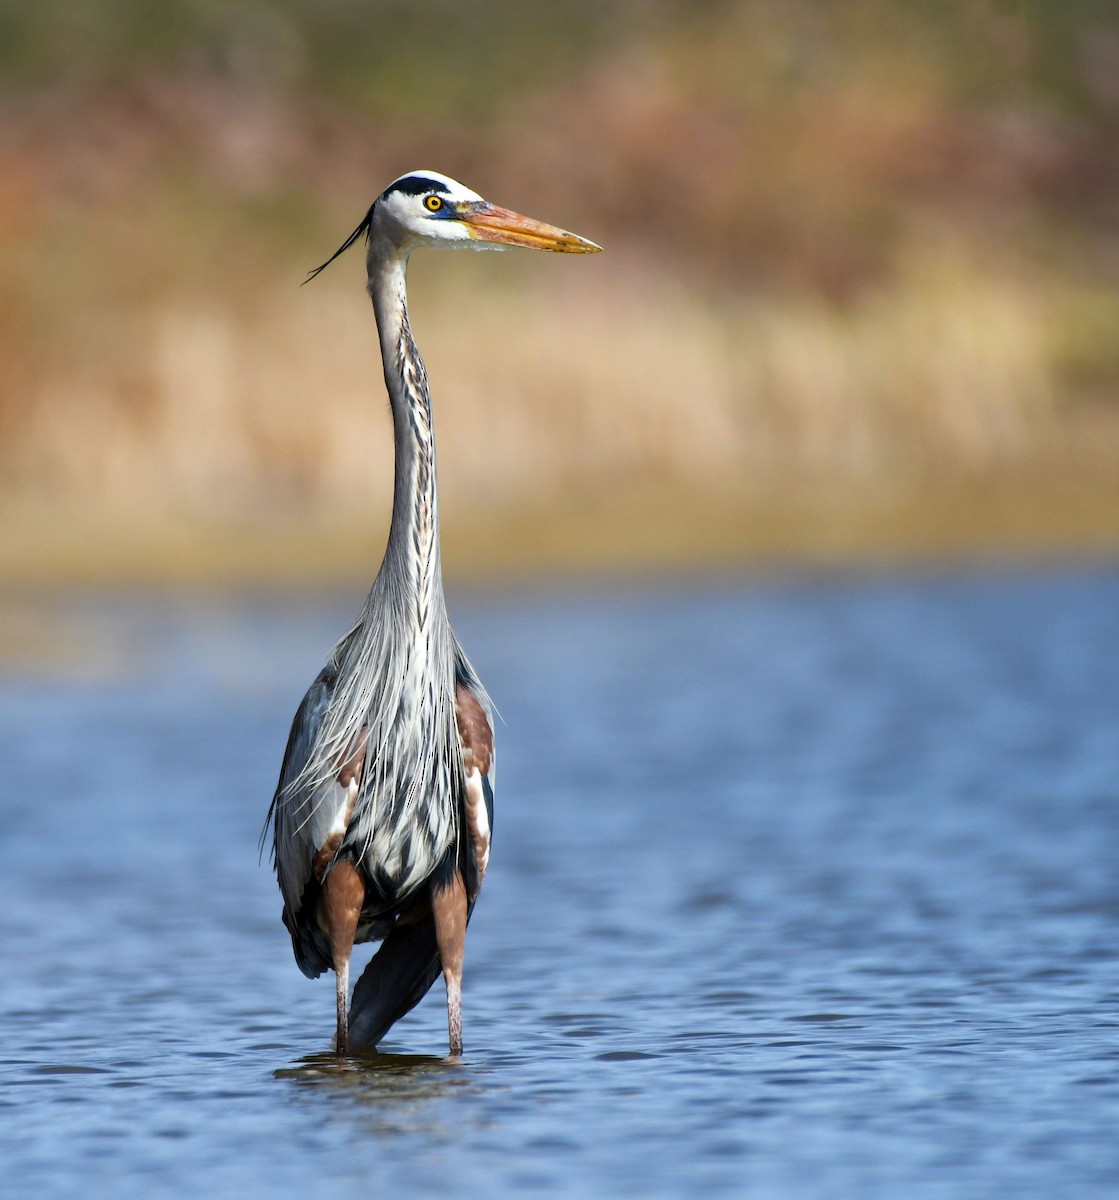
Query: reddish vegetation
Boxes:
[{"xmin": 2, "ymin": 14, "xmax": 1118, "ymax": 575}]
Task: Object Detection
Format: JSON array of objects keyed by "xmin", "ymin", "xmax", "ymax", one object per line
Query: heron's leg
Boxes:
[
  {"xmin": 431, "ymin": 873, "xmax": 468, "ymax": 1056},
  {"xmin": 323, "ymin": 859, "xmax": 365, "ymax": 1056}
]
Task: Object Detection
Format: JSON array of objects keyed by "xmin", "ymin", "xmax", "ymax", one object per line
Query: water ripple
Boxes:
[{"xmin": 1, "ymin": 572, "xmax": 1119, "ymax": 1197}]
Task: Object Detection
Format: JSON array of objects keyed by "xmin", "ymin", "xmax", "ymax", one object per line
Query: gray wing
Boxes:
[{"xmin": 267, "ymin": 663, "xmax": 359, "ymax": 977}]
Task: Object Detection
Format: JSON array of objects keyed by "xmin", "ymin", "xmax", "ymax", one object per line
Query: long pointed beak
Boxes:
[{"xmin": 460, "ymin": 202, "xmax": 601, "ymax": 253}]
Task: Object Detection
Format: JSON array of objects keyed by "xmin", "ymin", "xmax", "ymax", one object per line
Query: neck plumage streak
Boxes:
[{"xmin": 398, "ymin": 316, "xmax": 439, "ymax": 633}]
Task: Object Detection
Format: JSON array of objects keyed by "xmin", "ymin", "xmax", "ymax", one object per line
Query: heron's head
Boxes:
[{"xmin": 306, "ymin": 170, "xmax": 600, "ymax": 281}]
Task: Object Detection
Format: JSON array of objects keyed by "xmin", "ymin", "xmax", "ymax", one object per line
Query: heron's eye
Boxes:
[{"xmin": 424, "ymin": 195, "xmax": 444, "ymax": 213}]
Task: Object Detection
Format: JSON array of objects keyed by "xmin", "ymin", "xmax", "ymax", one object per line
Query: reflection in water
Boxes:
[{"xmin": 276, "ymin": 1051, "xmax": 482, "ymax": 1136}]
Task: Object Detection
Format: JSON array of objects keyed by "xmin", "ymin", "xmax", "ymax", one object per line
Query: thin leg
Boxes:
[
  {"xmin": 323, "ymin": 859, "xmax": 365, "ymax": 1056},
  {"xmin": 335, "ymin": 957, "xmax": 350, "ymax": 1054},
  {"xmin": 431, "ymin": 873, "xmax": 468, "ymax": 1056}
]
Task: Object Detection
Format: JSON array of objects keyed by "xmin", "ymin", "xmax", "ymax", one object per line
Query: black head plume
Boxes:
[{"xmin": 303, "ymin": 204, "xmax": 375, "ymax": 284}]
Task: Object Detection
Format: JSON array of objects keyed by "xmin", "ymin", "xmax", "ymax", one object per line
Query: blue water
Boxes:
[{"xmin": 1, "ymin": 569, "xmax": 1118, "ymax": 1197}]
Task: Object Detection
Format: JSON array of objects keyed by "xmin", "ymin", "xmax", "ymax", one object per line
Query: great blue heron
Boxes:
[{"xmin": 265, "ymin": 170, "xmax": 600, "ymax": 1056}]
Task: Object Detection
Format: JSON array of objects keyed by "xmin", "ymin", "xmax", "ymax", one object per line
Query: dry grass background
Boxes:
[{"xmin": 2, "ymin": 1, "xmax": 1119, "ymax": 583}]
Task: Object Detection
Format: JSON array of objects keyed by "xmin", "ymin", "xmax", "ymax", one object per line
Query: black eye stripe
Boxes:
[{"xmin": 382, "ymin": 175, "xmax": 452, "ymax": 199}]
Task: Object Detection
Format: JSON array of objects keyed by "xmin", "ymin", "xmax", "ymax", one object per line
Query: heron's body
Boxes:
[{"xmin": 266, "ymin": 171, "xmax": 599, "ymax": 1055}]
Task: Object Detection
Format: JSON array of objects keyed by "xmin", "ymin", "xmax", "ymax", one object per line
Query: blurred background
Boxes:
[
  {"xmin": 3, "ymin": 0, "xmax": 1119, "ymax": 586},
  {"xmin": 5, "ymin": 8, "xmax": 1119, "ymax": 1196}
]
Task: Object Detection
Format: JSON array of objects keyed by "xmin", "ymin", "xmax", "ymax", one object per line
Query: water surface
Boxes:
[{"xmin": 2, "ymin": 570, "xmax": 1118, "ymax": 1197}]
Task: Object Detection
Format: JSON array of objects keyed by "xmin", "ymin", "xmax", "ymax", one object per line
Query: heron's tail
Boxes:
[{"xmin": 346, "ymin": 913, "xmax": 443, "ymax": 1049}]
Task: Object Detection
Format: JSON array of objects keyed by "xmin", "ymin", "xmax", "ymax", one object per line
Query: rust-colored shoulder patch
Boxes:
[
  {"xmin": 455, "ymin": 682, "xmax": 493, "ymax": 777},
  {"xmin": 312, "ymin": 835, "xmax": 340, "ymax": 882}
]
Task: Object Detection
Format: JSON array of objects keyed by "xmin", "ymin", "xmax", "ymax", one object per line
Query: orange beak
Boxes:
[{"xmin": 460, "ymin": 202, "xmax": 602, "ymax": 253}]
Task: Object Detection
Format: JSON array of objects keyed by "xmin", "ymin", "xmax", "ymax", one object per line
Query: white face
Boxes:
[
  {"xmin": 373, "ymin": 170, "xmax": 488, "ymax": 249},
  {"xmin": 306, "ymin": 170, "xmax": 597, "ymax": 279},
  {"xmin": 304, "ymin": 170, "xmax": 600, "ymax": 279}
]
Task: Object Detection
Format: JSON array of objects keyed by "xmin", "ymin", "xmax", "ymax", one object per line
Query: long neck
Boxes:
[{"xmin": 368, "ymin": 245, "xmax": 443, "ymax": 619}]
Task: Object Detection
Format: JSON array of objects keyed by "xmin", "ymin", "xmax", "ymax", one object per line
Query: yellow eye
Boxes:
[{"xmin": 424, "ymin": 195, "xmax": 444, "ymax": 212}]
